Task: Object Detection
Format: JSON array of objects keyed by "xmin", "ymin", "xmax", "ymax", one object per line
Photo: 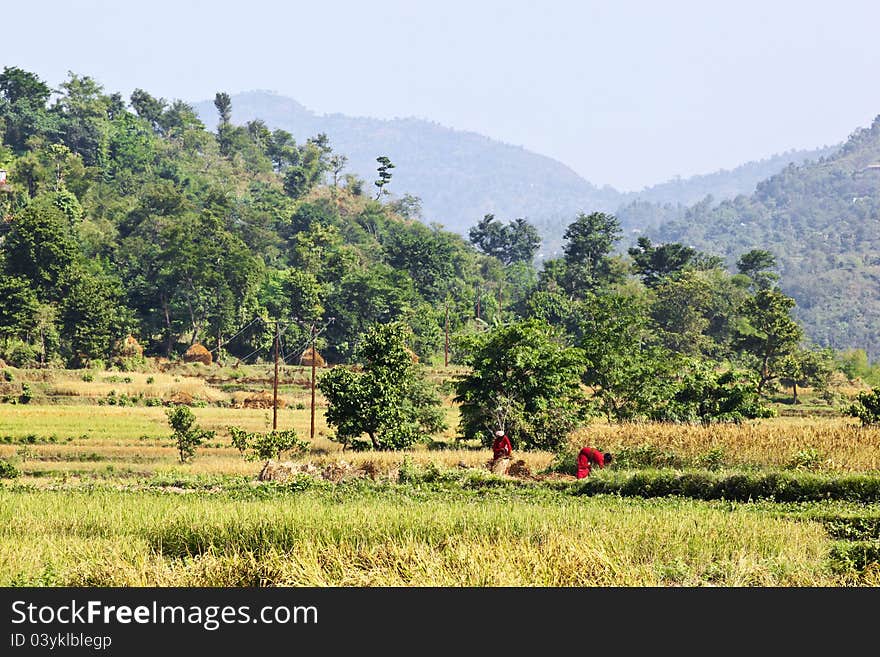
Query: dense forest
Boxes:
[
  {"xmin": 0, "ymin": 67, "xmax": 876, "ymax": 404},
  {"xmin": 0, "ymin": 68, "xmax": 508, "ymax": 367}
]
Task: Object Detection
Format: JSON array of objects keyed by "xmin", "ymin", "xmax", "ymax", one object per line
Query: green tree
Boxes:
[
  {"xmin": 651, "ymin": 270, "xmax": 714, "ymax": 356},
  {"xmin": 0, "ymin": 67, "xmax": 54, "ymax": 152},
  {"xmin": 736, "ymin": 249, "xmax": 779, "ymax": 291},
  {"xmin": 59, "ymin": 268, "xmax": 127, "ymax": 366},
  {"xmin": 659, "ymin": 361, "xmax": 773, "ymax": 425},
  {"xmin": 453, "ymin": 319, "xmax": 588, "ymax": 450},
  {"xmin": 736, "ymin": 288, "xmax": 803, "ymax": 394},
  {"xmin": 571, "ymin": 293, "xmax": 674, "ymax": 422},
  {"xmin": 469, "ymin": 214, "xmax": 541, "ymax": 265},
  {"xmin": 130, "ymin": 89, "xmax": 167, "ymax": 133},
  {"xmin": 560, "ymin": 211, "xmax": 623, "ymax": 295},
  {"xmin": 628, "ymin": 237, "xmax": 698, "ymax": 288},
  {"xmin": 374, "ymin": 155, "xmax": 394, "ymax": 200},
  {"xmin": 166, "ymin": 405, "xmax": 214, "ymax": 463},
  {"xmin": 779, "ymin": 347, "xmax": 834, "ymax": 404},
  {"xmin": 0, "ymin": 274, "xmax": 38, "ymax": 341},
  {"xmin": 317, "ymin": 322, "xmax": 445, "ymax": 449},
  {"xmin": 2, "ymin": 193, "xmax": 79, "ymax": 299}
]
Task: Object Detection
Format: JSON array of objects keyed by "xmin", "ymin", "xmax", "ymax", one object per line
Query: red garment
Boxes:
[
  {"xmin": 492, "ymin": 434, "xmax": 512, "ymax": 460},
  {"xmin": 577, "ymin": 447, "xmax": 605, "ymax": 479}
]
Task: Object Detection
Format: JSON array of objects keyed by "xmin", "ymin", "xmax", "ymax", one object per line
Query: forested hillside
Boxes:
[
  {"xmin": 651, "ymin": 116, "xmax": 880, "ymax": 358},
  {"xmin": 2, "ymin": 66, "xmax": 875, "ymax": 399},
  {"xmin": 0, "ymin": 69, "xmax": 509, "ymax": 367},
  {"xmin": 194, "ymin": 92, "xmax": 830, "ymax": 250}
]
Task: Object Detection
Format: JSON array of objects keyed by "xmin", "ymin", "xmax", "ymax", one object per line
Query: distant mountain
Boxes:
[
  {"xmin": 194, "ymin": 91, "xmax": 622, "ymax": 244},
  {"xmin": 651, "ymin": 115, "xmax": 880, "ymax": 359},
  {"xmin": 610, "ymin": 146, "xmax": 838, "ymax": 239},
  {"xmin": 194, "ymin": 92, "xmax": 831, "ymax": 254},
  {"xmin": 626, "ymin": 146, "xmax": 838, "ymax": 209}
]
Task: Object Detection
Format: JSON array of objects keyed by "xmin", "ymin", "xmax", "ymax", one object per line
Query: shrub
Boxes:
[
  {"xmin": 1, "ymin": 339, "xmax": 37, "ymax": 367},
  {"xmin": 229, "ymin": 427, "xmax": 309, "ymax": 462},
  {"xmin": 786, "ymin": 448, "xmax": 823, "ymax": 471},
  {"xmin": 81, "ymin": 372, "xmax": 94, "ymax": 382},
  {"xmin": 848, "ymin": 388, "xmax": 880, "ymax": 426},
  {"xmin": 166, "ymin": 406, "xmax": 214, "ymax": 463},
  {"xmin": 0, "ymin": 459, "xmax": 19, "ymax": 478},
  {"xmin": 3, "ymin": 370, "xmax": 13, "ymax": 382},
  {"xmin": 146, "ymin": 376, "xmax": 155, "ymax": 384},
  {"xmin": 829, "ymin": 542, "xmax": 880, "ymax": 572},
  {"xmin": 18, "ymin": 383, "xmax": 32, "ymax": 404},
  {"xmin": 575, "ymin": 470, "xmax": 880, "ymax": 503},
  {"xmin": 614, "ymin": 444, "xmax": 682, "ymax": 469},
  {"xmin": 545, "ymin": 444, "xmax": 580, "ymax": 476},
  {"xmin": 698, "ymin": 447, "xmax": 726, "ymax": 471}
]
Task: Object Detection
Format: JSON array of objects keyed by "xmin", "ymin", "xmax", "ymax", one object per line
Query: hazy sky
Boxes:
[{"xmin": 5, "ymin": 0, "xmax": 880, "ymax": 190}]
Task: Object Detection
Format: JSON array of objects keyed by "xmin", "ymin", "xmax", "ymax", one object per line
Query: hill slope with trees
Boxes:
[
  {"xmin": 194, "ymin": 91, "xmax": 830, "ymax": 250},
  {"xmin": 651, "ymin": 116, "xmax": 880, "ymax": 359},
  {"xmin": 0, "ymin": 68, "xmax": 509, "ymax": 367}
]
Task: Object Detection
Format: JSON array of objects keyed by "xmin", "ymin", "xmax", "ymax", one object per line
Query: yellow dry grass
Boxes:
[
  {"xmin": 0, "ymin": 488, "xmax": 845, "ymax": 586},
  {"xmin": 571, "ymin": 417, "xmax": 880, "ymax": 472}
]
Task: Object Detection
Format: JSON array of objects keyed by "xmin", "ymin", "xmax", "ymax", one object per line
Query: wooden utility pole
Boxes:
[
  {"xmin": 444, "ymin": 299, "xmax": 449, "ymax": 367},
  {"xmin": 273, "ymin": 319, "xmax": 279, "ymax": 431},
  {"xmin": 310, "ymin": 322, "xmax": 317, "ymax": 442}
]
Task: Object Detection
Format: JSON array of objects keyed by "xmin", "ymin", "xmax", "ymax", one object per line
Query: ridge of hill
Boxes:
[{"xmin": 194, "ymin": 92, "xmax": 831, "ymax": 247}]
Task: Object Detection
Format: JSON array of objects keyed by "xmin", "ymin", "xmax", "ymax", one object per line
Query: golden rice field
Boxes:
[{"xmin": 1, "ymin": 488, "xmax": 872, "ymax": 587}]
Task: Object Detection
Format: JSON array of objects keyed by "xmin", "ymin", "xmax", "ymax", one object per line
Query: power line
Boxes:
[{"xmin": 207, "ymin": 316, "xmax": 262, "ymax": 354}]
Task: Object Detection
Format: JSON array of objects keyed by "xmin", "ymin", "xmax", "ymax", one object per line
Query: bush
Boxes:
[
  {"xmin": 1, "ymin": 339, "xmax": 38, "ymax": 368},
  {"xmin": 0, "ymin": 459, "xmax": 19, "ymax": 478},
  {"xmin": 786, "ymin": 448, "xmax": 823, "ymax": 471},
  {"xmin": 698, "ymin": 447, "xmax": 726, "ymax": 471},
  {"xmin": 3, "ymin": 370, "xmax": 14, "ymax": 382},
  {"xmin": 829, "ymin": 542, "xmax": 880, "ymax": 572},
  {"xmin": 575, "ymin": 470, "xmax": 880, "ymax": 503},
  {"xmin": 847, "ymin": 388, "xmax": 880, "ymax": 426},
  {"xmin": 613, "ymin": 444, "xmax": 682, "ymax": 469},
  {"xmin": 545, "ymin": 444, "xmax": 580, "ymax": 476},
  {"xmin": 18, "ymin": 383, "xmax": 32, "ymax": 404},
  {"xmin": 81, "ymin": 372, "xmax": 94, "ymax": 382},
  {"xmin": 166, "ymin": 406, "xmax": 214, "ymax": 463},
  {"xmin": 229, "ymin": 427, "xmax": 309, "ymax": 462}
]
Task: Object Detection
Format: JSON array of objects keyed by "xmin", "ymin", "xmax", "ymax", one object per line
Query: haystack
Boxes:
[
  {"xmin": 242, "ymin": 390, "xmax": 287, "ymax": 409},
  {"xmin": 183, "ymin": 342, "xmax": 212, "ymax": 365},
  {"xmin": 300, "ymin": 346, "xmax": 326, "ymax": 368},
  {"xmin": 168, "ymin": 390, "xmax": 194, "ymax": 405},
  {"xmin": 117, "ymin": 334, "xmax": 144, "ymax": 358},
  {"xmin": 489, "ymin": 457, "xmax": 511, "ymax": 475},
  {"xmin": 507, "ymin": 459, "xmax": 532, "ymax": 479}
]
